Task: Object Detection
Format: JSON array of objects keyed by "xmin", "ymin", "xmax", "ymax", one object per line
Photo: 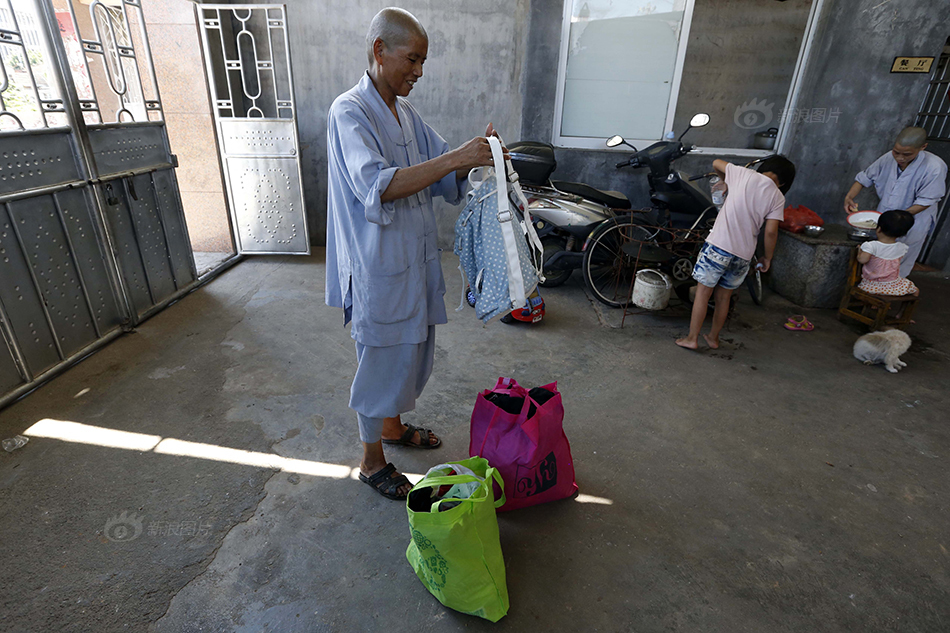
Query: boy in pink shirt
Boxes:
[{"xmin": 676, "ymin": 156, "xmax": 796, "ymax": 350}]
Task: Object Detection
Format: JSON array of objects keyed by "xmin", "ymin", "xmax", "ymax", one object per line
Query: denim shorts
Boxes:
[{"xmin": 692, "ymin": 242, "xmax": 750, "ymax": 290}]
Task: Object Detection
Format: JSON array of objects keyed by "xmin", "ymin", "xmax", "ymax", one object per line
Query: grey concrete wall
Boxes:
[
  {"xmin": 671, "ymin": 0, "xmax": 813, "ymax": 149},
  {"xmin": 780, "ymin": 0, "xmax": 947, "ymax": 220},
  {"xmin": 521, "ymin": 0, "xmax": 949, "ymax": 223},
  {"xmin": 219, "ymin": 0, "xmax": 530, "ymax": 246},
  {"xmin": 520, "ymin": 0, "xmax": 747, "ymax": 208}
]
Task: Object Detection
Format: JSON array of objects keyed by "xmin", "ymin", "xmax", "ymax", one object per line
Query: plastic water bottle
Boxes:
[
  {"xmin": 709, "ymin": 176, "xmax": 725, "ymax": 210},
  {"xmin": 2, "ymin": 435, "xmax": 28, "ymax": 452}
]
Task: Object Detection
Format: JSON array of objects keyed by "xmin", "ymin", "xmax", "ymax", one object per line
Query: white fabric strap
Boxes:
[
  {"xmin": 493, "ymin": 133, "xmax": 544, "ymax": 277},
  {"xmin": 488, "ymin": 135, "xmax": 527, "ymax": 310},
  {"xmin": 455, "ymin": 264, "xmax": 469, "ymax": 312},
  {"xmin": 467, "ymin": 166, "xmax": 488, "ymax": 189}
]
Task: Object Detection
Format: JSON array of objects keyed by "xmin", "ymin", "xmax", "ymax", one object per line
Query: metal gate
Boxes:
[
  {"xmin": 197, "ymin": 4, "xmax": 309, "ymax": 255},
  {"xmin": 915, "ymin": 42, "xmax": 950, "ymax": 266},
  {"xmin": 0, "ymin": 0, "xmax": 196, "ymax": 408}
]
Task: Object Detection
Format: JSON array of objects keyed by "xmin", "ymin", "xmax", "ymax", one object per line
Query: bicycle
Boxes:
[{"xmin": 582, "ymin": 161, "xmax": 768, "ymax": 310}]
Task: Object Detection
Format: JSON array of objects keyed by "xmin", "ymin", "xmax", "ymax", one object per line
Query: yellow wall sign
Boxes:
[{"xmin": 891, "ymin": 57, "xmax": 934, "ymax": 73}]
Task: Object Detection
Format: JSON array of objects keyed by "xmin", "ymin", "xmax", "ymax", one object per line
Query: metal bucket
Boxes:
[
  {"xmin": 632, "ymin": 269, "xmax": 672, "ymax": 310},
  {"xmin": 753, "ymin": 127, "xmax": 778, "ymax": 150}
]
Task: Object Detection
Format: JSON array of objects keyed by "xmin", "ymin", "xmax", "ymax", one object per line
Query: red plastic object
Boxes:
[
  {"xmin": 780, "ymin": 205, "xmax": 824, "ymax": 234},
  {"xmin": 506, "ymin": 291, "xmax": 545, "ymax": 324}
]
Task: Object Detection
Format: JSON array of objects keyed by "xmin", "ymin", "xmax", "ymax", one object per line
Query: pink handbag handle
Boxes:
[
  {"xmin": 521, "ymin": 381, "xmax": 559, "ymax": 445},
  {"xmin": 521, "ymin": 393, "xmax": 542, "ymax": 446},
  {"xmin": 476, "ymin": 388, "xmax": 533, "ymax": 456},
  {"xmin": 488, "ymin": 377, "xmax": 527, "ymax": 399},
  {"xmin": 494, "ymin": 376, "xmax": 520, "ymax": 391}
]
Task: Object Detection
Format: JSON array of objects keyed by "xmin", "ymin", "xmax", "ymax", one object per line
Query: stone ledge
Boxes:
[{"xmin": 769, "ymin": 224, "xmax": 857, "ymax": 308}]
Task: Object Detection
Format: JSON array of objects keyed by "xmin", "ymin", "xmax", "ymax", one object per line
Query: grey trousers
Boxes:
[
  {"xmin": 898, "ymin": 208, "xmax": 935, "ymax": 278},
  {"xmin": 350, "ymin": 325, "xmax": 436, "ymax": 443}
]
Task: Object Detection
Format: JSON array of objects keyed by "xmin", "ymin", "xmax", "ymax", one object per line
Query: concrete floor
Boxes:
[
  {"xmin": 193, "ymin": 251, "xmax": 236, "ymax": 277},
  {"xmin": 1, "ymin": 252, "xmax": 948, "ymax": 633}
]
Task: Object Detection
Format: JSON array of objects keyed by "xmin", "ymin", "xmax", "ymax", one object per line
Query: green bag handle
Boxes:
[{"xmin": 414, "ymin": 468, "xmax": 506, "ymax": 510}]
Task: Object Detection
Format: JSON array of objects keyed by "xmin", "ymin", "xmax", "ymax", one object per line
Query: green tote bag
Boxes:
[{"xmin": 406, "ymin": 456, "xmax": 509, "ymax": 622}]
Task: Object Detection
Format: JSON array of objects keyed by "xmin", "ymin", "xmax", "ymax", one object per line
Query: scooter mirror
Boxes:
[
  {"xmin": 690, "ymin": 113, "xmax": 710, "ymax": 128},
  {"xmin": 606, "ymin": 135, "xmax": 625, "ymax": 148}
]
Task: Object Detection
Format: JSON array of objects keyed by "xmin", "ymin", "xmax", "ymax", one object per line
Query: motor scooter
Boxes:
[
  {"xmin": 582, "ymin": 114, "xmax": 766, "ymax": 307},
  {"xmin": 506, "ymin": 141, "xmax": 637, "ymax": 287}
]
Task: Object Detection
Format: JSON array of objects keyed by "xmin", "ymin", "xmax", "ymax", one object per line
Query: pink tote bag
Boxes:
[{"xmin": 469, "ymin": 377, "xmax": 577, "ymax": 512}]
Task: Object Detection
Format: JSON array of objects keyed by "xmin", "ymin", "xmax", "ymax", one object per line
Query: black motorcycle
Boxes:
[{"xmin": 581, "ymin": 113, "xmax": 765, "ymax": 308}]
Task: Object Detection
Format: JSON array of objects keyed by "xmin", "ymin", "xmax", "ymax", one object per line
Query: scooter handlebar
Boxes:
[{"xmin": 616, "ymin": 157, "xmax": 639, "ymax": 169}]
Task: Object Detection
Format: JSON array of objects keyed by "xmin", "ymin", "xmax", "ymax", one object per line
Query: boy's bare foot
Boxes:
[
  {"xmin": 675, "ymin": 337, "xmax": 699, "ymax": 350},
  {"xmin": 703, "ymin": 334, "xmax": 720, "ymax": 349}
]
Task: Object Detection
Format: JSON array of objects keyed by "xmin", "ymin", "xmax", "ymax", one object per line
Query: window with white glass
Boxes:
[{"xmin": 553, "ymin": 0, "xmax": 824, "ymax": 155}]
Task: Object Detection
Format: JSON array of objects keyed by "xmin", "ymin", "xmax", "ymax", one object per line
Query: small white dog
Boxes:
[{"xmin": 853, "ymin": 329, "xmax": 911, "ymax": 373}]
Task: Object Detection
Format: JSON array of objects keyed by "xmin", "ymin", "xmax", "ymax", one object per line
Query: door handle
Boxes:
[
  {"xmin": 126, "ymin": 177, "xmax": 139, "ymax": 201},
  {"xmin": 105, "ymin": 184, "xmax": 119, "ymax": 206}
]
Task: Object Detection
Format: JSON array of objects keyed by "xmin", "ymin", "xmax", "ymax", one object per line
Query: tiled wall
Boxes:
[{"xmin": 143, "ymin": 0, "xmax": 232, "ymax": 253}]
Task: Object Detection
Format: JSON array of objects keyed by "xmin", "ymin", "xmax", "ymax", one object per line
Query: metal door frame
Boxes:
[
  {"xmin": 196, "ymin": 3, "xmax": 310, "ymax": 255},
  {"xmin": 0, "ymin": 0, "xmax": 209, "ymax": 409},
  {"xmin": 915, "ymin": 43, "xmax": 950, "ymax": 265},
  {"xmin": 39, "ymin": 0, "xmax": 200, "ymax": 310},
  {"xmin": 0, "ymin": 0, "xmax": 125, "ymax": 408}
]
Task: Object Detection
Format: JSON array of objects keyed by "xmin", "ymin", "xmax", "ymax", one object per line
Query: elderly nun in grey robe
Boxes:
[{"xmin": 325, "ymin": 7, "xmax": 498, "ymax": 500}]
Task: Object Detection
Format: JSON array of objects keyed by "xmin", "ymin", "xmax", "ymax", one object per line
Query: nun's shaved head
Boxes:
[
  {"xmin": 366, "ymin": 7, "xmax": 428, "ymax": 66},
  {"xmin": 895, "ymin": 126, "xmax": 928, "ymax": 148}
]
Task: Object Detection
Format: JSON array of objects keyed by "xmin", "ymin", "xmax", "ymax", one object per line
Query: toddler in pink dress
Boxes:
[{"xmin": 856, "ymin": 210, "xmax": 918, "ymax": 296}]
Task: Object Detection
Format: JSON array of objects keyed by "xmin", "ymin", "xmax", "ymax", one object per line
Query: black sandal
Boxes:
[
  {"xmin": 382, "ymin": 424, "xmax": 442, "ymax": 449},
  {"xmin": 359, "ymin": 463, "xmax": 410, "ymax": 500}
]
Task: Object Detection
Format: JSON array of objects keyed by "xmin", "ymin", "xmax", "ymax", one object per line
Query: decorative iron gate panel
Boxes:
[
  {"xmin": 55, "ymin": 186, "xmax": 124, "ymax": 335},
  {"xmin": 0, "ymin": 0, "xmax": 199, "ymax": 408},
  {"xmin": 0, "ymin": 130, "xmax": 79, "ymax": 194},
  {"xmin": 197, "ymin": 4, "xmax": 309, "ymax": 255},
  {"xmin": 226, "ymin": 155, "xmax": 304, "ymax": 249},
  {"xmin": 87, "ymin": 124, "xmax": 170, "ymax": 173},
  {"xmin": 102, "ymin": 172, "xmax": 179, "ymax": 313},
  {"xmin": 0, "ymin": 199, "xmax": 65, "ymax": 375},
  {"xmin": 7, "ymin": 194, "xmax": 106, "ymax": 358},
  {"xmin": 55, "ymin": 0, "xmax": 198, "ymax": 320}
]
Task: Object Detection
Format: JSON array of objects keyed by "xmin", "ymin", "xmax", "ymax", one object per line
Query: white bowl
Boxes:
[{"xmin": 847, "ymin": 210, "xmax": 880, "ymax": 230}]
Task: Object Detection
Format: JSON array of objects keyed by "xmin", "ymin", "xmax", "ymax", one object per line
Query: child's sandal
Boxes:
[{"xmin": 783, "ymin": 315, "xmax": 814, "ymax": 331}]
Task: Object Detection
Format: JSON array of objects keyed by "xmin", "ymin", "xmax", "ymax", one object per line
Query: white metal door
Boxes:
[{"xmin": 197, "ymin": 4, "xmax": 309, "ymax": 255}]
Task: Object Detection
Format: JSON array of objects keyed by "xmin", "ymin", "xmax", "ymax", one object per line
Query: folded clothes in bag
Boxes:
[
  {"xmin": 470, "ymin": 377, "xmax": 577, "ymax": 512},
  {"xmin": 407, "ymin": 463, "xmax": 483, "ymax": 513},
  {"xmin": 484, "ymin": 386, "xmax": 558, "ymax": 419},
  {"xmin": 406, "ymin": 457, "xmax": 509, "ymax": 622}
]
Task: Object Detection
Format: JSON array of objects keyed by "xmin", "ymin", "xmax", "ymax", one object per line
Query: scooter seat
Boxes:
[{"xmin": 551, "ymin": 180, "xmax": 632, "ymax": 209}]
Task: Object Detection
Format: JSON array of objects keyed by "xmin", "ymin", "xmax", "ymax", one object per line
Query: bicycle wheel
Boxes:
[
  {"xmin": 582, "ymin": 217, "xmax": 658, "ymax": 308},
  {"xmin": 746, "ymin": 266, "xmax": 764, "ymax": 305}
]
